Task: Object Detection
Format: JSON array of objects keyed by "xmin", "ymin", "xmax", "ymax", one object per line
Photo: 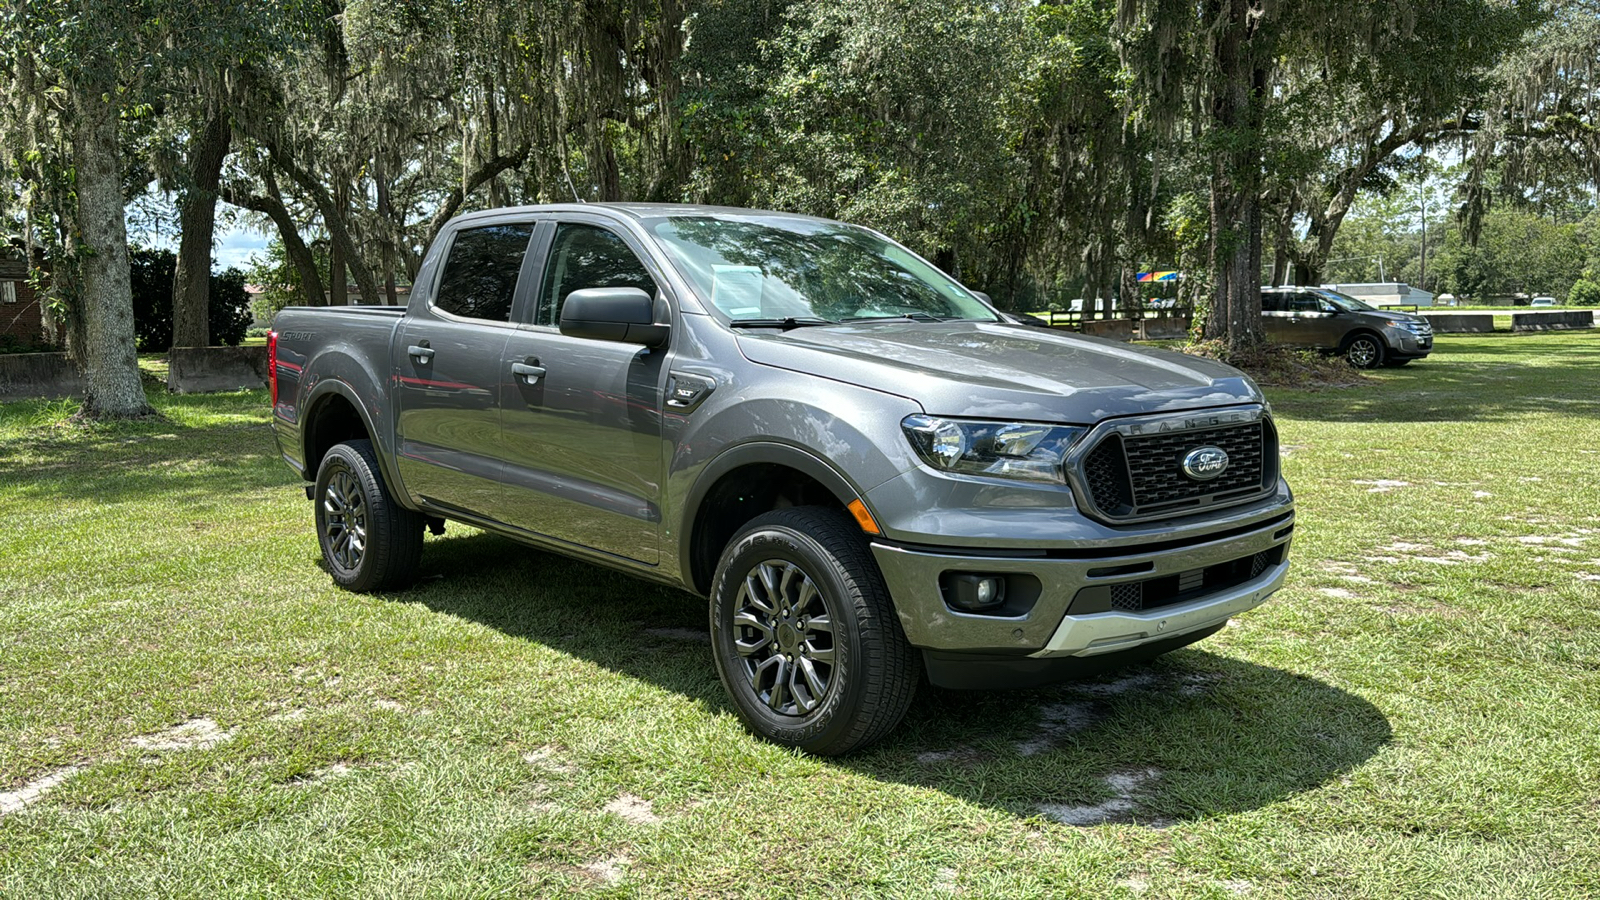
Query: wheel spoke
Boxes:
[
  {"xmin": 805, "ymin": 614, "xmax": 832, "ymax": 635},
  {"xmin": 765, "ymin": 657, "xmax": 789, "ymax": 711},
  {"xmin": 744, "ymin": 573, "xmax": 776, "ymax": 615},
  {"xmin": 805, "ymin": 644, "xmax": 835, "ymax": 665},
  {"xmin": 794, "ymin": 578, "xmax": 818, "ymax": 613},
  {"xmin": 732, "ymin": 611, "xmax": 772, "ymax": 647},
  {"xmin": 798, "ymin": 656, "xmax": 827, "ymax": 702},
  {"xmin": 776, "ymin": 563, "xmax": 800, "ymax": 606}
]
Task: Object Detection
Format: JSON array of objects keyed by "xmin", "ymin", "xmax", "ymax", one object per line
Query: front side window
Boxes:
[
  {"xmin": 433, "ymin": 224, "xmax": 534, "ymax": 322},
  {"xmin": 537, "ymin": 224, "xmax": 658, "ymax": 326},
  {"xmin": 1288, "ymin": 294, "xmax": 1324, "ymax": 314},
  {"xmin": 646, "ymin": 215, "xmax": 996, "ymax": 324}
]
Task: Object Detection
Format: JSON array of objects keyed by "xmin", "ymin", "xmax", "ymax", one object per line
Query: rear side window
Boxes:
[
  {"xmin": 1261, "ymin": 291, "xmax": 1285, "ymax": 312},
  {"xmin": 537, "ymin": 224, "xmax": 657, "ymax": 326},
  {"xmin": 433, "ymin": 224, "xmax": 534, "ymax": 322}
]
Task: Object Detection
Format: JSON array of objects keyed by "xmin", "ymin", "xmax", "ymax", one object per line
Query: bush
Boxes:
[
  {"xmin": 1567, "ymin": 279, "xmax": 1600, "ymax": 307},
  {"xmin": 130, "ymin": 248, "xmax": 253, "ymax": 350}
]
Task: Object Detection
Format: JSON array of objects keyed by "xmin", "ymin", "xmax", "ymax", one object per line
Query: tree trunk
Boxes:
[
  {"xmin": 329, "ymin": 239, "xmax": 347, "ymax": 306},
  {"xmin": 1202, "ymin": 0, "xmax": 1267, "ymax": 352},
  {"xmin": 375, "ymin": 153, "xmax": 398, "ymax": 305},
  {"xmin": 223, "ymin": 173, "xmax": 328, "ymax": 310},
  {"xmin": 171, "ymin": 108, "xmax": 231, "ymax": 349},
  {"xmin": 330, "ymin": 178, "xmax": 350, "ymax": 306},
  {"xmin": 73, "ymin": 84, "xmax": 153, "ymax": 418}
]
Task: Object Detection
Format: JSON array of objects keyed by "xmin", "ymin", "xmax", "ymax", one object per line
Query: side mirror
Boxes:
[
  {"xmin": 971, "ymin": 290, "xmax": 993, "ymax": 305},
  {"xmin": 559, "ymin": 287, "xmax": 670, "ymax": 348}
]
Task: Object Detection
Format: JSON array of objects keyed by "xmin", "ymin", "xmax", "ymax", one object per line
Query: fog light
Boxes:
[{"xmin": 943, "ymin": 573, "xmax": 1007, "ymax": 612}]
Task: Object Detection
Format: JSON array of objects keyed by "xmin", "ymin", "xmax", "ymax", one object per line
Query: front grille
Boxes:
[
  {"xmin": 1074, "ymin": 416, "xmax": 1276, "ymax": 523},
  {"xmin": 1068, "ymin": 547, "xmax": 1284, "ymax": 615}
]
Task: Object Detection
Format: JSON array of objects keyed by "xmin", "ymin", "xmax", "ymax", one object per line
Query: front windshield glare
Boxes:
[{"xmin": 647, "ymin": 215, "xmax": 997, "ymax": 323}]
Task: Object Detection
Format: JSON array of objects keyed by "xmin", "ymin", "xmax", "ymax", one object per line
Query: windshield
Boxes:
[
  {"xmin": 645, "ymin": 215, "xmax": 998, "ymax": 324},
  {"xmin": 1311, "ymin": 289, "xmax": 1377, "ymax": 313}
]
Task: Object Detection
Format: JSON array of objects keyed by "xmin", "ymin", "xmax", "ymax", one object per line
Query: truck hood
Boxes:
[
  {"xmin": 736, "ymin": 321, "xmax": 1261, "ymax": 421},
  {"xmin": 1355, "ymin": 309, "xmax": 1427, "ymax": 326}
]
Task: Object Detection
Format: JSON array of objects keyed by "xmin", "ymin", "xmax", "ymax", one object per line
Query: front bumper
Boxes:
[
  {"xmin": 869, "ymin": 505, "xmax": 1293, "ymax": 683},
  {"xmin": 1390, "ymin": 332, "xmax": 1433, "ymax": 359}
]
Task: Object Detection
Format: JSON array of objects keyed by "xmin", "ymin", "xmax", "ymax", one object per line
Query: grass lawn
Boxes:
[{"xmin": 2, "ymin": 333, "xmax": 1598, "ymax": 897}]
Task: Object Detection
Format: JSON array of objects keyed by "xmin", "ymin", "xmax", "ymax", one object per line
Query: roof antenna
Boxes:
[{"xmin": 561, "ymin": 160, "xmax": 583, "ymax": 203}]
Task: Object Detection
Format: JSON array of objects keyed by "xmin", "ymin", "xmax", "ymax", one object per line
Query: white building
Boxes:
[{"xmin": 1320, "ymin": 282, "xmax": 1435, "ymax": 308}]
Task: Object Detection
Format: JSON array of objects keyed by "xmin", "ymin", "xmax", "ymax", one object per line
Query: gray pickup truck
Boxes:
[{"xmin": 269, "ymin": 203, "xmax": 1295, "ymax": 754}]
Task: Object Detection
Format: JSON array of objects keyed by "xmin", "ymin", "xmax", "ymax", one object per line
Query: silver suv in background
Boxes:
[{"xmin": 1261, "ymin": 286, "xmax": 1433, "ymax": 368}]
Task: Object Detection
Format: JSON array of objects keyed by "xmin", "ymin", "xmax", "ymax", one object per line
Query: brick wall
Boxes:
[{"xmin": 0, "ymin": 258, "xmax": 55, "ymax": 348}]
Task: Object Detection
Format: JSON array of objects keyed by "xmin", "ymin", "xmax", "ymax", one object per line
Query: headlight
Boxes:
[{"xmin": 901, "ymin": 415, "xmax": 1085, "ymax": 483}]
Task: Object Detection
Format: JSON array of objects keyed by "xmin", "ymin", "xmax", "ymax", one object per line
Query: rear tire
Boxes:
[
  {"xmin": 313, "ymin": 439, "xmax": 424, "ymax": 592},
  {"xmin": 709, "ymin": 507, "xmax": 919, "ymax": 755},
  {"xmin": 1342, "ymin": 332, "xmax": 1386, "ymax": 369}
]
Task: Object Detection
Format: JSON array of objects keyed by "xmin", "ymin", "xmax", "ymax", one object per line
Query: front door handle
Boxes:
[
  {"xmin": 511, "ymin": 361, "xmax": 546, "ymax": 385},
  {"xmin": 408, "ymin": 344, "xmax": 434, "ymax": 362}
]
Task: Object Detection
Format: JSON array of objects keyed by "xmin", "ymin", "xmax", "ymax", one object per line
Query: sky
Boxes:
[{"xmin": 127, "ymin": 192, "xmax": 272, "ymax": 275}]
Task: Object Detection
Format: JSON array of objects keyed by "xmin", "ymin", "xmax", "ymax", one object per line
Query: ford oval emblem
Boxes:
[{"xmin": 1182, "ymin": 445, "xmax": 1230, "ymax": 481}]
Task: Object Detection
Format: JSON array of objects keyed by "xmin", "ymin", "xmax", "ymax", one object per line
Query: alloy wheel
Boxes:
[
  {"xmin": 1347, "ymin": 337, "xmax": 1380, "ymax": 368},
  {"xmin": 732, "ymin": 559, "xmax": 837, "ymax": 716},
  {"xmin": 322, "ymin": 469, "xmax": 367, "ymax": 571}
]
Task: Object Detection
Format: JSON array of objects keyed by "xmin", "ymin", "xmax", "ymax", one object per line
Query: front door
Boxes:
[
  {"xmin": 492, "ymin": 220, "xmax": 668, "ymax": 563},
  {"xmin": 394, "ymin": 222, "xmax": 532, "ymax": 517}
]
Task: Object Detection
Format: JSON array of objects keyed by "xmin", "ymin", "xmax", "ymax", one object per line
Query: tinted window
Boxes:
[
  {"xmin": 537, "ymin": 224, "xmax": 657, "ymax": 326},
  {"xmin": 1289, "ymin": 293, "xmax": 1324, "ymax": 314},
  {"xmin": 1261, "ymin": 291, "xmax": 1286, "ymax": 312},
  {"xmin": 433, "ymin": 224, "xmax": 534, "ymax": 322}
]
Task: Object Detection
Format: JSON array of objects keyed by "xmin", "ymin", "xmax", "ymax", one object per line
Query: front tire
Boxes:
[
  {"xmin": 709, "ymin": 507, "xmax": 919, "ymax": 755},
  {"xmin": 1343, "ymin": 332, "xmax": 1386, "ymax": 369},
  {"xmin": 313, "ymin": 439, "xmax": 424, "ymax": 592}
]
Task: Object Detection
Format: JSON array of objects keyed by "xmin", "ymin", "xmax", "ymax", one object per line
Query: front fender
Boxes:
[{"xmin": 662, "ymin": 377, "xmax": 923, "ymax": 588}]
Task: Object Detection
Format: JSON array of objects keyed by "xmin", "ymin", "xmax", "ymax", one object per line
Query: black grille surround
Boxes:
[{"xmin": 1068, "ymin": 407, "xmax": 1280, "ymax": 525}]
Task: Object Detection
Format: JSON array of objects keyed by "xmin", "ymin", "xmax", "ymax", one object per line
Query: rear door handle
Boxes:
[
  {"xmin": 511, "ymin": 361, "xmax": 546, "ymax": 385},
  {"xmin": 408, "ymin": 344, "xmax": 434, "ymax": 362}
]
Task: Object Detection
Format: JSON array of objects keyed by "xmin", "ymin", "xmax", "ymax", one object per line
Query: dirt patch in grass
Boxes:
[
  {"xmin": 130, "ymin": 718, "xmax": 235, "ymax": 752},
  {"xmin": 1037, "ymin": 768, "xmax": 1163, "ymax": 827},
  {"xmin": 602, "ymin": 793, "xmax": 661, "ymax": 825},
  {"xmin": 1182, "ymin": 342, "xmax": 1367, "ymax": 389},
  {"xmin": 0, "ymin": 766, "xmax": 83, "ymax": 816}
]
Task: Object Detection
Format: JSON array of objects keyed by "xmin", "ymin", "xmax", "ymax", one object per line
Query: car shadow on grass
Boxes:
[
  {"xmin": 407, "ymin": 530, "xmax": 1392, "ymax": 828},
  {"xmin": 1276, "ymin": 335, "xmax": 1600, "ymax": 424}
]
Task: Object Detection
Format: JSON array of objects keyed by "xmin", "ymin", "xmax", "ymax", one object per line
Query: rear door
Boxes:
[
  {"xmin": 1261, "ymin": 290, "xmax": 1296, "ymax": 344},
  {"xmin": 490, "ymin": 217, "xmax": 669, "ymax": 563},
  {"xmin": 394, "ymin": 221, "xmax": 535, "ymax": 517}
]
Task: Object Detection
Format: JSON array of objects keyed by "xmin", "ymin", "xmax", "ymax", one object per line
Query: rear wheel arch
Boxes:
[{"xmin": 301, "ymin": 382, "xmax": 408, "ymax": 504}]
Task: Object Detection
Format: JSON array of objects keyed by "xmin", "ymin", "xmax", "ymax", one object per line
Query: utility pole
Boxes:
[{"xmin": 1418, "ymin": 191, "xmax": 1429, "ymax": 291}]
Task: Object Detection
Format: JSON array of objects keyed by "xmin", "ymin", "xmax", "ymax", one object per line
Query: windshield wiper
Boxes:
[
  {"xmin": 840, "ymin": 312, "xmax": 955, "ymax": 323},
  {"xmin": 728, "ymin": 316, "xmax": 836, "ymax": 330}
]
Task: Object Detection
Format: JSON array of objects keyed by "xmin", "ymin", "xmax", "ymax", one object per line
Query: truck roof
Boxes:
[{"xmin": 448, "ymin": 202, "xmax": 836, "ymax": 227}]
